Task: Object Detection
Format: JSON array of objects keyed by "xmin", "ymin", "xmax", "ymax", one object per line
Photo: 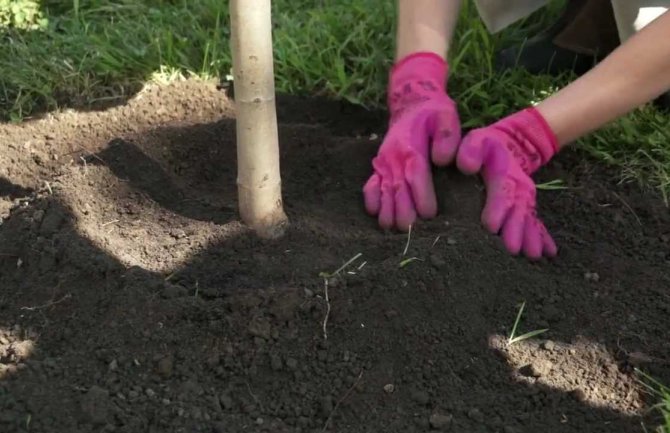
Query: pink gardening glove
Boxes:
[
  {"xmin": 363, "ymin": 52, "xmax": 461, "ymax": 231},
  {"xmin": 456, "ymin": 107, "xmax": 559, "ymax": 260}
]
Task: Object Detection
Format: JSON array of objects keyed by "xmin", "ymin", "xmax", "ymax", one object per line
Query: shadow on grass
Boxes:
[{"xmin": 0, "ymin": 0, "xmax": 231, "ymax": 120}]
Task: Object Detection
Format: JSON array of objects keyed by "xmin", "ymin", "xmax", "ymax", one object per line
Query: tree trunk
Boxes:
[{"xmin": 230, "ymin": 0, "xmax": 288, "ymax": 239}]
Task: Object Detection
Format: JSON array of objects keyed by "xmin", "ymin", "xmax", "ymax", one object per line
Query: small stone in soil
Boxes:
[
  {"xmin": 411, "ymin": 389, "xmax": 430, "ymax": 405},
  {"xmin": 605, "ymin": 361, "xmax": 619, "ymax": 374},
  {"xmin": 321, "ymin": 396, "xmax": 334, "ymax": 416},
  {"xmin": 80, "ymin": 385, "xmax": 110, "ymax": 425},
  {"xmin": 248, "ymin": 318, "xmax": 272, "ymax": 340},
  {"xmin": 206, "ymin": 353, "xmax": 220, "ymax": 368},
  {"xmin": 414, "ymin": 416, "xmax": 430, "ymax": 428},
  {"xmin": 429, "ymin": 413, "xmax": 453, "ymax": 430},
  {"xmin": 157, "ymin": 356, "xmax": 174, "ymax": 377},
  {"xmin": 447, "ymin": 237, "xmax": 457, "ymax": 245},
  {"xmin": 219, "ymin": 393, "xmax": 233, "ymax": 410},
  {"xmin": 170, "ymin": 228, "xmax": 187, "ymax": 239},
  {"xmin": 542, "ymin": 304, "xmax": 561, "ymax": 322},
  {"xmin": 468, "ymin": 408, "xmax": 483, "ymax": 423},
  {"xmin": 430, "ymin": 255, "xmax": 446, "ymax": 269},
  {"xmin": 270, "ymin": 291, "xmax": 302, "ymax": 322},
  {"xmin": 383, "ymin": 384, "xmax": 395, "ymax": 393},
  {"xmin": 286, "ymin": 357, "xmax": 298, "ymax": 370},
  {"xmin": 542, "ymin": 340, "xmax": 555, "ymax": 351},
  {"xmin": 161, "ymin": 283, "xmax": 188, "ymax": 299},
  {"xmin": 384, "ymin": 310, "xmax": 398, "ymax": 319},
  {"xmin": 39, "ymin": 208, "xmax": 65, "ymax": 235},
  {"xmin": 32, "ymin": 209, "xmax": 45, "ymax": 222},
  {"xmin": 270, "ymin": 354, "xmax": 283, "ymax": 371},
  {"xmin": 584, "ymin": 272, "xmax": 600, "ymax": 282},
  {"xmin": 528, "ymin": 360, "xmax": 553, "ymax": 378},
  {"xmin": 180, "ymin": 379, "xmax": 204, "ymax": 396},
  {"xmin": 572, "ymin": 388, "xmax": 587, "ymax": 402}
]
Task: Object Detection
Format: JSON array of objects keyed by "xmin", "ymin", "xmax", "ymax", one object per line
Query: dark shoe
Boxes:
[
  {"xmin": 654, "ymin": 91, "xmax": 670, "ymax": 112},
  {"xmin": 494, "ymin": 0, "xmax": 600, "ymax": 76},
  {"xmin": 495, "ymin": 36, "xmax": 598, "ymax": 76}
]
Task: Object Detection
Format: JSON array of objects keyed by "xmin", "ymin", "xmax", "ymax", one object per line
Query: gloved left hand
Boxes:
[{"xmin": 456, "ymin": 107, "xmax": 560, "ymax": 260}]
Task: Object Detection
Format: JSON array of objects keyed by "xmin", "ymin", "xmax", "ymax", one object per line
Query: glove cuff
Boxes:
[
  {"xmin": 387, "ymin": 52, "xmax": 448, "ymax": 112},
  {"xmin": 496, "ymin": 107, "xmax": 559, "ymax": 174},
  {"xmin": 524, "ymin": 106, "xmax": 559, "ymax": 156}
]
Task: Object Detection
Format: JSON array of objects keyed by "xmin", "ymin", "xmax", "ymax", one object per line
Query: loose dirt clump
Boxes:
[{"xmin": 0, "ymin": 79, "xmax": 669, "ymax": 433}]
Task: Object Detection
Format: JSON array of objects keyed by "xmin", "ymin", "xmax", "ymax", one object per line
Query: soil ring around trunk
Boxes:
[{"xmin": 0, "ymin": 79, "xmax": 669, "ymax": 433}]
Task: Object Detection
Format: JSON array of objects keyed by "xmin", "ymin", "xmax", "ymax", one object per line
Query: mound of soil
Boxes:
[{"xmin": 0, "ymin": 79, "xmax": 669, "ymax": 433}]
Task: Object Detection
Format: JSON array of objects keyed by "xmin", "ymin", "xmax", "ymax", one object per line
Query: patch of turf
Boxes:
[
  {"xmin": 0, "ymin": 0, "xmax": 668, "ymax": 201},
  {"xmin": 659, "ymin": 381, "xmax": 670, "ymax": 433},
  {"xmin": 0, "ymin": 0, "xmax": 231, "ymax": 120},
  {"xmin": 638, "ymin": 369, "xmax": 670, "ymax": 432}
]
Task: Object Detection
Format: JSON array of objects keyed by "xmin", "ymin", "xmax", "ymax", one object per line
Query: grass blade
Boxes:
[{"xmin": 509, "ymin": 328, "xmax": 549, "ymax": 345}]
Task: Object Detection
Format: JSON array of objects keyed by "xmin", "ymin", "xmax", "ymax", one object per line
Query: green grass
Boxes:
[
  {"xmin": 507, "ymin": 301, "xmax": 548, "ymax": 345},
  {"xmin": 637, "ymin": 369, "xmax": 670, "ymax": 432},
  {"xmin": 0, "ymin": 0, "xmax": 669, "ymax": 201}
]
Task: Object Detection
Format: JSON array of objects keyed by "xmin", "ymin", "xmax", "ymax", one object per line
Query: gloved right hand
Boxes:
[{"xmin": 363, "ymin": 52, "xmax": 461, "ymax": 231}]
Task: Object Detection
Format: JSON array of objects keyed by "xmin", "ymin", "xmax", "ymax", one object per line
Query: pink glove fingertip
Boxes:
[
  {"xmin": 522, "ymin": 218, "xmax": 544, "ymax": 260},
  {"xmin": 456, "ymin": 130, "xmax": 487, "ymax": 175},
  {"xmin": 394, "ymin": 183, "xmax": 417, "ymax": 232},
  {"xmin": 405, "ymin": 156, "xmax": 438, "ymax": 219},
  {"xmin": 378, "ymin": 181, "xmax": 395, "ymax": 230},
  {"xmin": 501, "ymin": 207, "xmax": 525, "ymax": 255},
  {"xmin": 363, "ymin": 174, "xmax": 381, "ymax": 215},
  {"xmin": 481, "ymin": 177, "xmax": 513, "ymax": 234},
  {"xmin": 541, "ymin": 225, "xmax": 559, "ymax": 257}
]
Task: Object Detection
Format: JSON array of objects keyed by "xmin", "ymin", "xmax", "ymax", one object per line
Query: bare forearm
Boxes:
[
  {"xmin": 396, "ymin": 0, "xmax": 462, "ymax": 60},
  {"xmin": 536, "ymin": 10, "xmax": 670, "ymax": 147}
]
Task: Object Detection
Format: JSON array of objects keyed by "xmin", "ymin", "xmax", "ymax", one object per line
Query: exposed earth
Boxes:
[{"xmin": 0, "ymin": 79, "xmax": 669, "ymax": 433}]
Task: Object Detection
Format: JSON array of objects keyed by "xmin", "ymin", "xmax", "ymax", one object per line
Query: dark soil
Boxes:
[{"xmin": 0, "ymin": 79, "xmax": 669, "ymax": 433}]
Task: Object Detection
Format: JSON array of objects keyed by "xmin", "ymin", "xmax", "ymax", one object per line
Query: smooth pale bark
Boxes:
[{"xmin": 230, "ymin": 0, "xmax": 288, "ymax": 238}]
